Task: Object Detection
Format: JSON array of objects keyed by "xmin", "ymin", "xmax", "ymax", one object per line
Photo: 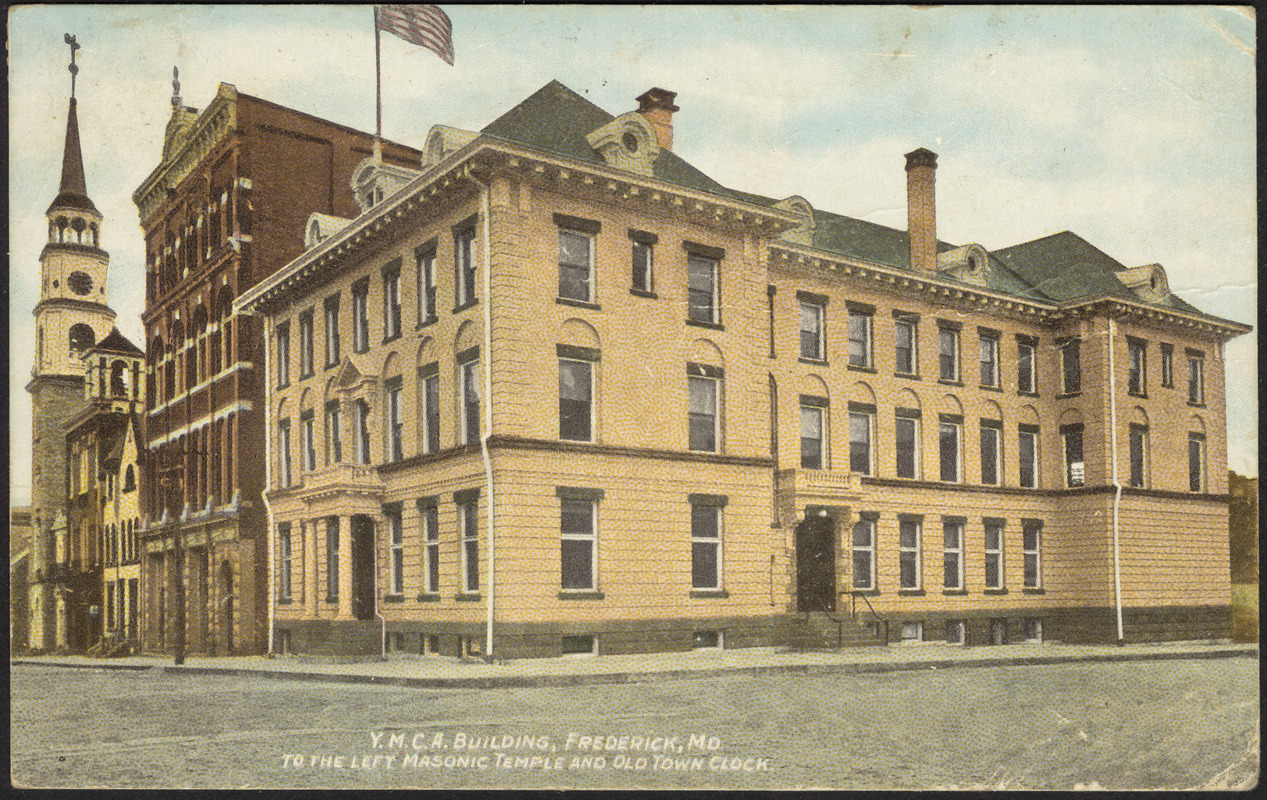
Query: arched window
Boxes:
[
  {"xmin": 111, "ymin": 360, "xmax": 128, "ymax": 397},
  {"xmin": 69, "ymin": 323, "xmax": 94, "ymax": 352}
]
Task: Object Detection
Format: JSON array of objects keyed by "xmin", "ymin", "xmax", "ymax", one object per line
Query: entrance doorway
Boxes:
[
  {"xmin": 220, "ymin": 560, "xmax": 234, "ymax": 654},
  {"xmin": 351, "ymin": 515, "xmax": 376, "ymax": 621},
  {"xmin": 796, "ymin": 515, "xmax": 836, "ymax": 612}
]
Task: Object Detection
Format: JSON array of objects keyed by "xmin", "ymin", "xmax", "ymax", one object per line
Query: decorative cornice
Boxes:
[
  {"xmin": 133, "ymin": 83, "xmax": 238, "ymax": 222},
  {"xmin": 39, "ymin": 242, "xmax": 109, "ymax": 262},
  {"xmin": 33, "ymin": 297, "xmax": 117, "ymax": 318}
]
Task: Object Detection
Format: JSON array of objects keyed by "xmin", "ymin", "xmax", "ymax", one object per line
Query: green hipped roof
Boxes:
[{"xmin": 480, "ymin": 81, "xmax": 1206, "ymax": 315}]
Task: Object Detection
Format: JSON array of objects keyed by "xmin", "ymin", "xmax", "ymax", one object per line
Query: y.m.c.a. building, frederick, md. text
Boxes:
[{"xmin": 237, "ymin": 81, "xmax": 1250, "ymax": 659}]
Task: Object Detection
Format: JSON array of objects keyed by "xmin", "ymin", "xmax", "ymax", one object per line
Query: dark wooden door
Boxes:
[
  {"xmin": 351, "ymin": 516, "xmax": 376, "ymax": 621},
  {"xmin": 796, "ymin": 517, "xmax": 836, "ymax": 612}
]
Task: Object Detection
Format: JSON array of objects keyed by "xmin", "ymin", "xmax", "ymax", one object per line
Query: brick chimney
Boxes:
[
  {"xmin": 636, "ymin": 88, "xmax": 679, "ymax": 150},
  {"xmin": 905, "ymin": 147, "xmax": 938, "ymax": 274}
]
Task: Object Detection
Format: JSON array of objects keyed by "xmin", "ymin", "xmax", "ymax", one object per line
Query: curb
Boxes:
[{"xmin": 13, "ymin": 646, "xmax": 1258, "ymax": 690}]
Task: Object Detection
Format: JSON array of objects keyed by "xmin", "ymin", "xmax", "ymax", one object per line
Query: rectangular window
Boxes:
[
  {"xmin": 1187, "ymin": 353, "xmax": 1204, "ymax": 404},
  {"xmin": 1062, "ymin": 424, "xmax": 1084, "ymax": 487},
  {"xmin": 278, "ymin": 418, "xmax": 292, "ymax": 487},
  {"xmin": 849, "ymin": 409, "xmax": 873, "ymax": 475},
  {"xmin": 985, "ymin": 520, "xmax": 1005, "ymax": 590},
  {"xmin": 1017, "ymin": 339, "xmax": 1036, "ymax": 393},
  {"xmin": 943, "ymin": 520, "xmax": 963, "ymax": 590},
  {"xmin": 455, "ymin": 227, "xmax": 477, "ymax": 307},
  {"xmin": 848, "ymin": 310, "xmax": 873, "ymax": 368},
  {"xmin": 800, "ymin": 300, "xmax": 825, "ymax": 361},
  {"xmin": 939, "ymin": 419, "xmax": 961, "ymax": 482},
  {"xmin": 631, "ymin": 236, "xmax": 654, "ymax": 293},
  {"xmin": 693, "ymin": 630, "xmax": 722, "ymax": 650},
  {"xmin": 1060, "ymin": 339, "xmax": 1081, "ymax": 394},
  {"xmin": 1128, "ymin": 339, "xmax": 1147, "ymax": 396},
  {"xmin": 979, "ymin": 333, "xmax": 999, "ymax": 387},
  {"xmin": 461, "ymin": 358, "xmax": 481, "ymax": 445},
  {"xmin": 460, "ymin": 498, "xmax": 479, "ymax": 592},
  {"xmin": 1129, "ymin": 424, "xmax": 1148, "ymax": 488},
  {"xmin": 690, "ymin": 503, "xmax": 722, "ymax": 590},
  {"xmin": 800, "ymin": 404, "xmax": 824, "ymax": 470},
  {"xmin": 687, "ymin": 254, "xmax": 718, "ymax": 324},
  {"xmin": 899, "ymin": 518, "xmax": 922, "ymax": 590},
  {"xmin": 1022, "ymin": 520, "xmax": 1042, "ymax": 588},
  {"xmin": 561, "ymin": 497, "xmax": 597, "ymax": 591},
  {"xmin": 899, "ymin": 622, "xmax": 923, "ymax": 643},
  {"xmin": 383, "ymin": 262, "xmax": 402, "ymax": 340},
  {"xmin": 688, "ymin": 374, "xmax": 719, "ymax": 452},
  {"xmin": 895, "ymin": 317, "xmax": 917, "ymax": 375},
  {"xmin": 421, "ymin": 369, "xmax": 440, "ymax": 454},
  {"xmin": 945, "ymin": 620, "xmax": 966, "ymax": 645},
  {"xmin": 852, "ymin": 518, "xmax": 875, "ymax": 590},
  {"xmin": 1023, "ymin": 618, "xmax": 1043, "ymax": 642},
  {"xmin": 422, "ymin": 502, "xmax": 439, "ymax": 594},
  {"xmin": 980, "ymin": 421, "xmax": 1001, "ymax": 485},
  {"xmin": 276, "ymin": 322, "xmax": 290, "ymax": 388},
  {"xmin": 1188, "ymin": 433, "xmax": 1206, "ymax": 492},
  {"xmin": 1160, "ymin": 343, "xmax": 1174, "ymax": 387},
  {"xmin": 895, "ymin": 413, "xmax": 919, "ymax": 479},
  {"xmin": 558, "ymin": 229, "xmax": 593, "ymax": 302},
  {"xmin": 106, "ymin": 583, "xmax": 116, "ymax": 629},
  {"xmin": 386, "ymin": 503, "xmax": 403, "ymax": 595},
  {"xmin": 386, "ymin": 378, "xmax": 403, "ymax": 462},
  {"xmin": 278, "ymin": 523, "xmax": 292, "ymax": 601},
  {"xmin": 352, "ymin": 280, "xmax": 369, "ymax": 352},
  {"xmin": 938, "ymin": 326, "xmax": 959, "ymax": 381},
  {"xmin": 1018, "ymin": 425, "xmax": 1039, "ymax": 488},
  {"xmin": 417, "ymin": 246, "xmax": 437, "ymax": 324},
  {"xmin": 559, "ymin": 359, "xmax": 593, "ymax": 442},
  {"xmin": 300, "ymin": 411, "xmax": 316, "ymax": 472},
  {"xmin": 325, "ymin": 400, "xmax": 342, "ymax": 464},
  {"xmin": 299, "ymin": 310, "xmax": 314, "ymax": 378},
  {"xmin": 354, "ymin": 400, "xmax": 371, "ymax": 465},
  {"xmin": 562, "ymin": 635, "xmax": 596, "ymax": 656},
  {"xmin": 324, "ymin": 295, "xmax": 340, "ymax": 367}
]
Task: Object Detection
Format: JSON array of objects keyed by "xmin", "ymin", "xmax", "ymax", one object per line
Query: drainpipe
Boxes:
[
  {"xmin": 1107, "ymin": 318, "xmax": 1124, "ymax": 643},
  {"xmin": 375, "ymin": 517, "xmax": 385, "ymax": 659},
  {"xmin": 471, "ymin": 169, "xmax": 496, "ymax": 662}
]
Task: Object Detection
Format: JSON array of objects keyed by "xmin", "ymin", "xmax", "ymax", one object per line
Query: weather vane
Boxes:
[{"xmin": 65, "ymin": 33, "xmax": 80, "ymax": 98}]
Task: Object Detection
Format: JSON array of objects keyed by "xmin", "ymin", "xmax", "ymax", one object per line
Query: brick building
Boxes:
[
  {"xmin": 133, "ymin": 75, "xmax": 419, "ymax": 656},
  {"xmin": 27, "ymin": 85, "xmax": 119, "ymax": 653},
  {"xmin": 239, "ymin": 81, "xmax": 1249, "ymax": 659}
]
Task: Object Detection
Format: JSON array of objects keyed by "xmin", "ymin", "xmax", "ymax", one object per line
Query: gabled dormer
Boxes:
[
  {"xmin": 1117, "ymin": 263, "xmax": 1171, "ymax": 304},
  {"xmin": 351, "ymin": 157, "xmax": 422, "ymax": 214},
  {"xmin": 586, "ymin": 111, "xmax": 661, "ymax": 177},
  {"xmin": 423, "ymin": 125, "xmax": 478, "ymax": 169},
  {"xmin": 774, "ymin": 196, "xmax": 815, "ymax": 247},
  {"xmin": 304, "ymin": 213, "xmax": 353, "ymax": 249},
  {"xmin": 938, "ymin": 243, "xmax": 993, "ymax": 287}
]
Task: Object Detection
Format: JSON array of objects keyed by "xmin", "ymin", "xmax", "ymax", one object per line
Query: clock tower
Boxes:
[{"xmin": 27, "ymin": 34, "xmax": 117, "ymax": 651}]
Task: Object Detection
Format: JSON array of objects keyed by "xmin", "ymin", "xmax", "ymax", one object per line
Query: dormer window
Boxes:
[{"xmin": 622, "ymin": 132, "xmax": 638, "ymax": 153}]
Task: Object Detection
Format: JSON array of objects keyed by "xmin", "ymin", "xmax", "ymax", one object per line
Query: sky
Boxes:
[{"xmin": 8, "ymin": 5, "xmax": 1258, "ymax": 505}]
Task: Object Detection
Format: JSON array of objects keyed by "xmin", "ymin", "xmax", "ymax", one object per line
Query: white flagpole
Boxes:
[{"xmin": 373, "ymin": 5, "xmax": 383, "ymax": 159}]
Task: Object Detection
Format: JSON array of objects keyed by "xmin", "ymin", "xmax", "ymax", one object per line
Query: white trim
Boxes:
[{"xmin": 147, "ymin": 401, "xmax": 252, "ymax": 447}]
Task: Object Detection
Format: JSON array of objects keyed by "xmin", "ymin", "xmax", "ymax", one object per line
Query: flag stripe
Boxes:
[{"xmin": 377, "ymin": 5, "xmax": 454, "ymax": 63}]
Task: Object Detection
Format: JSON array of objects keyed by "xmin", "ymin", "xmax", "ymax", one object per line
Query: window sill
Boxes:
[
  {"xmin": 383, "ymin": 594, "xmax": 405, "ymax": 604},
  {"xmin": 325, "ymin": 362, "xmax": 339, "ymax": 372},
  {"xmin": 382, "ymin": 333, "xmax": 402, "ymax": 345},
  {"xmin": 937, "ymin": 378, "xmax": 963, "ymax": 387},
  {"xmin": 558, "ymin": 591, "xmax": 605, "ymax": 600},
  {"xmin": 983, "ymin": 588, "xmax": 1008, "ymax": 595},
  {"xmin": 454, "ymin": 593, "xmax": 482, "ymax": 602},
  {"xmin": 894, "ymin": 372, "xmax": 922, "ymax": 381},
  {"xmin": 353, "ymin": 347, "xmax": 370, "ymax": 356},
  {"xmin": 1187, "ymin": 402, "xmax": 1206, "ymax": 409},
  {"xmin": 942, "ymin": 589, "xmax": 968, "ymax": 596},
  {"xmin": 417, "ymin": 316, "xmax": 438, "ymax": 330},
  {"xmin": 300, "ymin": 371, "xmax": 314, "ymax": 381},
  {"xmin": 629, "ymin": 288, "xmax": 658, "ymax": 299},
  {"xmin": 277, "ymin": 382, "xmax": 290, "ymax": 391},
  {"xmin": 847, "ymin": 364, "xmax": 876, "ymax": 374},
  {"xmin": 1160, "ymin": 382, "xmax": 1174, "ymax": 390},
  {"xmin": 799, "ymin": 357, "xmax": 828, "ymax": 367},
  {"xmin": 979, "ymin": 385, "xmax": 1003, "ymax": 393},
  {"xmin": 417, "ymin": 593, "xmax": 441, "ymax": 602},
  {"xmin": 897, "ymin": 589, "xmax": 926, "ymax": 596},
  {"xmin": 556, "ymin": 297, "xmax": 602, "ymax": 311},
  {"xmin": 1128, "ymin": 391, "xmax": 1148, "ymax": 400},
  {"xmin": 452, "ymin": 300, "xmax": 479, "ymax": 314},
  {"xmin": 1017, "ymin": 390, "xmax": 1039, "ymax": 398},
  {"xmin": 277, "ymin": 598, "xmax": 293, "ymax": 605},
  {"xmin": 325, "ymin": 596, "xmax": 339, "ymax": 604},
  {"xmin": 1055, "ymin": 391, "xmax": 1081, "ymax": 399},
  {"xmin": 685, "ymin": 318, "xmax": 724, "ymax": 331},
  {"xmin": 1022, "ymin": 587, "xmax": 1045, "ymax": 595},
  {"xmin": 690, "ymin": 589, "xmax": 730, "ymax": 598}
]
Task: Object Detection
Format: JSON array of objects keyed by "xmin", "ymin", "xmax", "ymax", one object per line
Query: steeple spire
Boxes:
[{"xmin": 49, "ymin": 33, "xmax": 97, "ymax": 215}]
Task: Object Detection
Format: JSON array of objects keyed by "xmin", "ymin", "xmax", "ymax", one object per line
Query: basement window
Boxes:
[
  {"xmin": 899, "ymin": 622, "xmax": 923, "ymax": 643},
  {"xmin": 562, "ymin": 634, "xmax": 597, "ymax": 657},
  {"xmin": 693, "ymin": 630, "xmax": 723, "ymax": 650}
]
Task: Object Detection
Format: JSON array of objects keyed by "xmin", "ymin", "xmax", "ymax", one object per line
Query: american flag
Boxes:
[{"xmin": 376, "ymin": 4, "xmax": 454, "ymax": 65}]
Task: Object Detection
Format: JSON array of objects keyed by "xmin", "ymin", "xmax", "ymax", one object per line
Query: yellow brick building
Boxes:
[{"xmin": 238, "ymin": 82, "xmax": 1249, "ymax": 658}]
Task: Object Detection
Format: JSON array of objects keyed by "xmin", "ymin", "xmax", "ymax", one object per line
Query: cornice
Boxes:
[
  {"xmin": 39, "ymin": 242, "xmax": 109, "ymax": 263},
  {"xmin": 33, "ymin": 297, "xmax": 117, "ymax": 318},
  {"xmin": 133, "ymin": 84, "xmax": 238, "ymax": 223},
  {"xmin": 1063, "ymin": 295, "xmax": 1252, "ymax": 341}
]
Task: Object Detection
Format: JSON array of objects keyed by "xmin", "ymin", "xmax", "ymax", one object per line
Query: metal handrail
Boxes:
[{"xmin": 844, "ymin": 589, "xmax": 889, "ymax": 645}]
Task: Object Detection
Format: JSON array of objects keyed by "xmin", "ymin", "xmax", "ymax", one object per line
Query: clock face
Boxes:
[{"xmin": 68, "ymin": 271, "xmax": 93, "ymax": 296}]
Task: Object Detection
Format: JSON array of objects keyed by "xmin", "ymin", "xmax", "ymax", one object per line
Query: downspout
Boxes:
[
  {"xmin": 245, "ymin": 306, "xmax": 276, "ymax": 657},
  {"xmin": 1107, "ymin": 317, "xmax": 1124, "ymax": 643},
  {"xmin": 375, "ymin": 517, "xmax": 385, "ymax": 659},
  {"xmin": 471, "ymin": 170, "xmax": 496, "ymax": 661}
]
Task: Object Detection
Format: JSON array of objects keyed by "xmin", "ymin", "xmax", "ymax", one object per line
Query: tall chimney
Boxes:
[
  {"xmin": 636, "ymin": 88, "xmax": 679, "ymax": 150},
  {"xmin": 905, "ymin": 147, "xmax": 938, "ymax": 274}
]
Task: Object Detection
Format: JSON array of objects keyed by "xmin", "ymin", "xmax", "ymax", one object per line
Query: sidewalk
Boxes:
[{"xmin": 13, "ymin": 639, "xmax": 1258, "ymax": 690}]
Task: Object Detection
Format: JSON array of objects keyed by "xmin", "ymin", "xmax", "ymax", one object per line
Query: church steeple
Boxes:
[{"xmin": 48, "ymin": 35, "xmax": 97, "ymax": 215}]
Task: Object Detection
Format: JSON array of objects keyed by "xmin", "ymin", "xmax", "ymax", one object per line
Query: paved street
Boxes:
[{"xmin": 11, "ymin": 657, "xmax": 1258, "ymax": 790}]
